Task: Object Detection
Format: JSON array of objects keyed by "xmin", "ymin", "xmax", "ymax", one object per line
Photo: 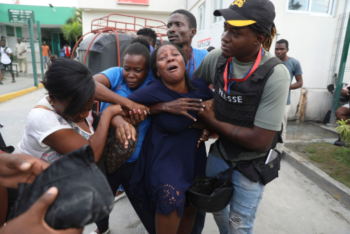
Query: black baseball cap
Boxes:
[{"xmin": 214, "ymin": 0, "xmax": 275, "ymax": 32}]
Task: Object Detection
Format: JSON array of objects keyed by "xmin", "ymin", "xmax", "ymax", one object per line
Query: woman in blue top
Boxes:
[
  {"xmin": 92, "ymin": 38, "xmax": 154, "ymax": 234},
  {"xmin": 114, "ymin": 44, "xmax": 213, "ymax": 234}
]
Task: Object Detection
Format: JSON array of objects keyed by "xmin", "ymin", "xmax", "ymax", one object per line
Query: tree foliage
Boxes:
[
  {"xmin": 66, "ymin": 9, "xmax": 82, "ymax": 25},
  {"xmin": 62, "ymin": 9, "xmax": 82, "ymax": 43}
]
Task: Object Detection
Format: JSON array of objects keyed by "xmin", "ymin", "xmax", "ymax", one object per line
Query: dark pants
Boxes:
[
  {"xmin": 191, "ymin": 211, "xmax": 206, "ymax": 234},
  {"xmin": 96, "ymin": 161, "xmax": 156, "ymax": 234},
  {"xmin": 6, "ymin": 188, "xmax": 18, "ymax": 221}
]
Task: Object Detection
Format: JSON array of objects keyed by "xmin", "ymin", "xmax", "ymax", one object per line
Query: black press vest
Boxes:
[{"xmin": 214, "ymin": 55, "xmax": 283, "ymax": 160}]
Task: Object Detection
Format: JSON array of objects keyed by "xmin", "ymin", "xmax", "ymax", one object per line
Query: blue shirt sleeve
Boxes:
[
  {"xmin": 195, "ymin": 49, "xmax": 209, "ymax": 69},
  {"xmin": 101, "ymin": 67, "xmax": 124, "ymax": 91}
]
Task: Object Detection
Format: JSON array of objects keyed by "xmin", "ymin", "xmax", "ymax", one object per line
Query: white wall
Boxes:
[
  {"xmin": 190, "ymin": 0, "xmax": 346, "ymax": 89},
  {"xmin": 79, "ymin": 0, "xmax": 186, "ymax": 14},
  {"xmin": 81, "ymin": 11, "xmax": 171, "ymax": 36},
  {"xmin": 14, "ymin": 0, "xmax": 78, "ymax": 7},
  {"xmin": 188, "ymin": 0, "xmax": 231, "ymax": 50},
  {"xmin": 79, "ymin": 0, "xmax": 187, "ymax": 38},
  {"xmin": 272, "ymin": 0, "xmax": 345, "ymax": 89}
]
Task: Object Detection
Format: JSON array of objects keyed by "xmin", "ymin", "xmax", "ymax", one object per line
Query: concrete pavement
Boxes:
[
  {"xmin": 0, "ymin": 88, "xmax": 46, "ymax": 147},
  {"xmin": 1, "ymin": 89, "xmax": 350, "ymax": 234},
  {"xmin": 0, "ymin": 61, "xmax": 44, "ymax": 98},
  {"xmin": 82, "ymin": 145, "xmax": 350, "ymax": 234},
  {"xmin": 0, "ymin": 77, "xmax": 37, "ymax": 96}
]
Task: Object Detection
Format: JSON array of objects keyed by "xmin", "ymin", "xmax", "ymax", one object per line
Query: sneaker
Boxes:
[
  {"xmin": 12, "ymin": 80, "xmax": 16, "ymax": 83},
  {"xmin": 89, "ymin": 228, "xmax": 110, "ymax": 234},
  {"xmin": 0, "ymin": 82, "xmax": 3, "ymax": 85},
  {"xmin": 114, "ymin": 191, "xmax": 126, "ymax": 203}
]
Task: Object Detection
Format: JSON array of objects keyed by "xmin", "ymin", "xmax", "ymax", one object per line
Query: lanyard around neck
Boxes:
[
  {"xmin": 224, "ymin": 47, "xmax": 263, "ymax": 93},
  {"xmin": 187, "ymin": 49, "xmax": 195, "ymax": 78}
]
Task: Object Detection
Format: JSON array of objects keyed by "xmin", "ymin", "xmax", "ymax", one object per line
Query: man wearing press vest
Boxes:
[{"xmin": 195, "ymin": 0, "xmax": 290, "ymax": 233}]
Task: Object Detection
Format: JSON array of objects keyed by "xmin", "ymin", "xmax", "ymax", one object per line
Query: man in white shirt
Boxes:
[
  {"xmin": 0, "ymin": 40, "xmax": 15, "ymax": 84},
  {"xmin": 15, "ymin": 38, "xmax": 27, "ymax": 73}
]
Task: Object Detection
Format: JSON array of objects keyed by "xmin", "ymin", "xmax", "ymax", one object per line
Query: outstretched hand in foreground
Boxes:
[{"xmin": 0, "ymin": 187, "xmax": 82, "ymax": 234}]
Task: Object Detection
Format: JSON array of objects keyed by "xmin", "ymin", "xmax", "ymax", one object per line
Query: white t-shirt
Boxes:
[
  {"xmin": 17, "ymin": 96, "xmax": 94, "ymax": 159},
  {"xmin": 0, "ymin": 47, "xmax": 12, "ymax": 64}
]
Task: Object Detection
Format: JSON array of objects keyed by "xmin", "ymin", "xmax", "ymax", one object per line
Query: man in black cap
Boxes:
[{"xmin": 195, "ymin": 0, "xmax": 290, "ymax": 233}]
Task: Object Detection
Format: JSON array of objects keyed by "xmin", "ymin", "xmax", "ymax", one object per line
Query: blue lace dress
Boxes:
[{"xmin": 128, "ymin": 78, "xmax": 214, "ymax": 217}]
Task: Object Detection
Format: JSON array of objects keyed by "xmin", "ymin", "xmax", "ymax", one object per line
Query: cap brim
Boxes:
[{"xmin": 214, "ymin": 8, "xmax": 256, "ymax": 27}]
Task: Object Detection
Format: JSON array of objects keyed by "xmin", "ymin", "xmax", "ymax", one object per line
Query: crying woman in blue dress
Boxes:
[{"xmin": 113, "ymin": 43, "xmax": 214, "ymax": 234}]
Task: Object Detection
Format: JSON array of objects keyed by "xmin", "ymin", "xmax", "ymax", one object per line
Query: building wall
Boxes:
[
  {"xmin": 188, "ymin": 0, "xmax": 347, "ymax": 121},
  {"xmin": 17, "ymin": 0, "xmax": 78, "ymax": 7},
  {"xmin": 79, "ymin": 0, "xmax": 187, "ymax": 43},
  {"xmin": 0, "ymin": 3, "xmax": 76, "ymax": 25},
  {"xmin": 78, "ymin": 0, "xmax": 186, "ymax": 14},
  {"xmin": 79, "ymin": 0, "xmax": 187, "ymax": 36},
  {"xmin": 0, "ymin": 4, "xmax": 77, "ymax": 63},
  {"xmin": 81, "ymin": 11, "xmax": 172, "ymax": 36}
]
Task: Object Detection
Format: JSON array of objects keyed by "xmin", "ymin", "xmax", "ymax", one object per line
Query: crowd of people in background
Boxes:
[{"xmin": 0, "ymin": 33, "xmax": 76, "ymax": 86}]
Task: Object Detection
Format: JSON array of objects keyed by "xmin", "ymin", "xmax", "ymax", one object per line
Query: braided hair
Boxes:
[
  {"xmin": 249, "ymin": 23, "xmax": 277, "ymax": 51},
  {"xmin": 122, "ymin": 37, "xmax": 151, "ymax": 71},
  {"xmin": 150, "ymin": 44, "xmax": 197, "ymax": 92}
]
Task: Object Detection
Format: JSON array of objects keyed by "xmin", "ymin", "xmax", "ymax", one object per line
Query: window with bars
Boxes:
[
  {"xmin": 213, "ymin": 0, "xmax": 223, "ymax": 24},
  {"xmin": 5, "ymin": 25, "xmax": 15, "ymax": 37},
  {"xmin": 287, "ymin": 0, "xmax": 336, "ymax": 16},
  {"xmin": 199, "ymin": 3, "xmax": 206, "ymax": 31}
]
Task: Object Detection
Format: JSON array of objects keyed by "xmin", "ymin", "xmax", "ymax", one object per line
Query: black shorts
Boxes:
[{"xmin": 0, "ymin": 63, "xmax": 12, "ymax": 71}]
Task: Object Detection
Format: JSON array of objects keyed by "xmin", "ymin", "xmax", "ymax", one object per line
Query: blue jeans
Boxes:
[
  {"xmin": 206, "ymin": 154, "xmax": 265, "ymax": 234},
  {"xmin": 96, "ymin": 161, "xmax": 156, "ymax": 234}
]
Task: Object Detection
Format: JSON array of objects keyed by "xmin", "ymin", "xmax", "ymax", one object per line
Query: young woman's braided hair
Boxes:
[{"xmin": 250, "ymin": 23, "xmax": 277, "ymax": 51}]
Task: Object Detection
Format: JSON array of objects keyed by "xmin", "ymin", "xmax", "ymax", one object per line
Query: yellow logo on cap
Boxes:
[{"xmin": 232, "ymin": 0, "xmax": 246, "ymax": 7}]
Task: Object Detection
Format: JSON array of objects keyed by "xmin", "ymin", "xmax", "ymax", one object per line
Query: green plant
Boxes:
[
  {"xmin": 335, "ymin": 119, "xmax": 350, "ymax": 147},
  {"xmin": 335, "ymin": 147, "xmax": 350, "ymax": 167},
  {"xmin": 62, "ymin": 20, "xmax": 82, "ymax": 43},
  {"xmin": 61, "ymin": 9, "xmax": 82, "ymax": 43},
  {"xmin": 305, "ymin": 148, "xmax": 316, "ymax": 154},
  {"xmin": 66, "ymin": 9, "xmax": 82, "ymax": 25}
]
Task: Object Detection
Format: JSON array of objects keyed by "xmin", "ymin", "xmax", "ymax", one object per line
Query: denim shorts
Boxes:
[
  {"xmin": 0, "ymin": 63, "xmax": 12, "ymax": 71},
  {"xmin": 206, "ymin": 153, "xmax": 265, "ymax": 234}
]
